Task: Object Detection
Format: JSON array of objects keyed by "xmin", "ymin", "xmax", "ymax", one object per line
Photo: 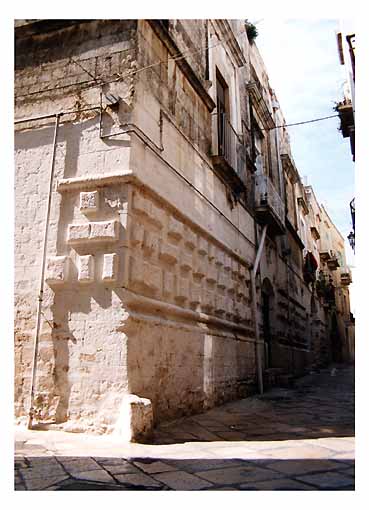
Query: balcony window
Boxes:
[
  {"xmin": 211, "ymin": 69, "xmax": 246, "ymax": 191},
  {"xmin": 254, "ymin": 173, "xmax": 285, "ymax": 236}
]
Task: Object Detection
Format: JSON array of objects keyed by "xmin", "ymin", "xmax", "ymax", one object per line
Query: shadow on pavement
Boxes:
[
  {"xmin": 15, "ymin": 455, "xmax": 355, "ymax": 491},
  {"xmin": 152, "ymin": 366, "xmax": 355, "ymax": 444}
]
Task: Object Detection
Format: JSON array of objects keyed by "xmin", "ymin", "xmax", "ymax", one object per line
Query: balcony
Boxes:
[
  {"xmin": 318, "ymin": 241, "xmax": 340, "ymax": 269},
  {"xmin": 327, "ymin": 250, "xmax": 340, "ymax": 270},
  {"xmin": 211, "ymin": 113, "xmax": 246, "ymax": 192},
  {"xmin": 254, "ymin": 174, "xmax": 285, "ymax": 235},
  {"xmin": 319, "ymin": 238, "xmax": 331, "ymax": 261},
  {"xmin": 340, "ymin": 266, "xmax": 352, "ymax": 286}
]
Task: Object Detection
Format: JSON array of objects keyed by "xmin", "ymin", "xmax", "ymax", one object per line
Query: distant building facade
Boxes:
[
  {"xmin": 335, "ymin": 20, "xmax": 355, "ymax": 253},
  {"xmin": 15, "ymin": 19, "xmax": 354, "ymax": 439}
]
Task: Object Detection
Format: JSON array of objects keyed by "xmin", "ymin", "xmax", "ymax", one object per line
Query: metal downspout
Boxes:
[
  {"xmin": 251, "ymin": 223, "xmax": 268, "ymax": 394},
  {"xmin": 27, "ymin": 114, "xmax": 60, "ymax": 429}
]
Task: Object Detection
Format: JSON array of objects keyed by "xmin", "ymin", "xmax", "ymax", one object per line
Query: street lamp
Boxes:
[{"xmin": 347, "ymin": 231, "xmax": 355, "ymax": 252}]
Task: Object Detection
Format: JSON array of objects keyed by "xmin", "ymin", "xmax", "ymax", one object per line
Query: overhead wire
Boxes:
[
  {"xmin": 15, "ymin": 22, "xmax": 350, "ymax": 133},
  {"xmin": 15, "ymin": 23, "xmax": 247, "ymax": 99},
  {"xmin": 262, "ymin": 112, "xmax": 348, "ymax": 131}
]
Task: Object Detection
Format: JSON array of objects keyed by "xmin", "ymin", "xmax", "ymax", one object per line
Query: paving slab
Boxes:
[
  {"xmin": 295, "ymin": 471, "xmax": 355, "ymax": 490},
  {"xmin": 23, "ymin": 474, "xmax": 70, "ymax": 490},
  {"xmin": 239, "ymin": 478, "xmax": 316, "ymax": 490},
  {"xmin": 262, "ymin": 459, "xmax": 344, "ymax": 476},
  {"xmin": 14, "ymin": 363, "xmax": 355, "ymax": 491},
  {"xmin": 132, "ymin": 460, "xmax": 178, "ymax": 473},
  {"xmin": 193, "ymin": 465, "xmax": 284, "ymax": 485},
  {"xmin": 114, "ymin": 472, "xmax": 165, "ymax": 489},
  {"xmin": 152, "ymin": 470, "xmax": 214, "ymax": 490}
]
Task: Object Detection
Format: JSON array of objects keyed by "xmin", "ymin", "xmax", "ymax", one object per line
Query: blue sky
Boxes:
[{"xmin": 255, "ymin": 19, "xmax": 355, "ymax": 266}]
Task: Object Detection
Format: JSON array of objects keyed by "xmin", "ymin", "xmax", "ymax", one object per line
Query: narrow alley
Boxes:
[{"xmin": 15, "ymin": 364, "xmax": 354, "ymax": 491}]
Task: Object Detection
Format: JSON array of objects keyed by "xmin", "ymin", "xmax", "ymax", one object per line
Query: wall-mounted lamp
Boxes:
[{"xmin": 347, "ymin": 231, "xmax": 355, "ymax": 251}]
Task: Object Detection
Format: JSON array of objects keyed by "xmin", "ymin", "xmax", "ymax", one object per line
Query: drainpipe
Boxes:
[
  {"xmin": 27, "ymin": 114, "xmax": 60, "ymax": 429},
  {"xmin": 251, "ymin": 223, "xmax": 268, "ymax": 394}
]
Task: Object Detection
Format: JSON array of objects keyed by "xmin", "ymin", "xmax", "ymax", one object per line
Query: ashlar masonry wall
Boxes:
[{"xmin": 15, "ymin": 20, "xmax": 259, "ymax": 434}]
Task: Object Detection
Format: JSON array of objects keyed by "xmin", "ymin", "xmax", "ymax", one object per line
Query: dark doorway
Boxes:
[{"xmin": 331, "ymin": 312, "xmax": 342, "ymax": 362}]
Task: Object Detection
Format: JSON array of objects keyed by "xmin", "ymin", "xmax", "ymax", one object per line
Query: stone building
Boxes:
[{"xmin": 14, "ymin": 19, "xmax": 354, "ymax": 439}]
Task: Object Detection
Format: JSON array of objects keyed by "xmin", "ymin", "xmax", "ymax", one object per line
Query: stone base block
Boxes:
[{"xmin": 114, "ymin": 394, "xmax": 153, "ymax": 443}]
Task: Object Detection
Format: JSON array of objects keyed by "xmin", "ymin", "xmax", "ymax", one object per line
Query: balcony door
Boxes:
[{"xmin": 216, "ymin": 70, "xmax": 230, "ymax": 156}]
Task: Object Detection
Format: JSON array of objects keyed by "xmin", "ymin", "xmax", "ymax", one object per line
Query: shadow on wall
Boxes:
[{"xmin": 113, "ymin": 294, "xmax": 258, "ymax": 427}]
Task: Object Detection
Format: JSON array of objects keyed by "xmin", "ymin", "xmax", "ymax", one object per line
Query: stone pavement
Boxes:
[{"xmin": 14, "ymin": 364, "xmax": 354, "ymax": 491}]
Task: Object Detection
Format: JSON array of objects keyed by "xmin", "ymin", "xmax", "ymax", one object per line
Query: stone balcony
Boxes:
[
  {"xmin": 254, "ymin": 174, "xmax": 285, "ymax": 236},
  {"xmin": 211, "ymin": 112, "xmax": 246, "ymax": 193},
  {"xmin": 319, "ymin": 239, "xmax": 339, "ymax": 269},
  {"xmin": 326, "ymin": 250, "xmax": 340, "ymax": 271},
  {"xmin": 340, "ymin": 266, "xmax": 352, "ymax": 286}
]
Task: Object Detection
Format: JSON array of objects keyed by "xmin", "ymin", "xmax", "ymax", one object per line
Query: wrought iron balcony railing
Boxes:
[
  {"xmin": 211, "ymin": 112, "xmax": 246, "ymax": 191},
  {"xmin": 254, "ymin": 173, "xmax": 285, "ymax": 235}
]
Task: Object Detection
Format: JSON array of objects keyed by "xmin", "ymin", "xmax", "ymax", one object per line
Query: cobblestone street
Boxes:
[{"xmin": 14, "ymin": 364, "xmax": 354, "ymax": 491}]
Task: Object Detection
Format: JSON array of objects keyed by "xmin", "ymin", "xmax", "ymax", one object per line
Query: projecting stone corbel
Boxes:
[{"xmin": 45, "ymin": 256, "xmax": 69, "ymax": 285}]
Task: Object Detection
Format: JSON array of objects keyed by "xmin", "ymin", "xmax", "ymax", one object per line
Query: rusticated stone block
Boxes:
[
  {"xmin": 114, "ymin": 394, "xmax": 153, "ymax": 442},
  {"xmin": 198, "ymin": 236, "xmax": 208, "ymax": 255},
  {"xmin": 163, "ymin": 271, "xmax": 174, "ymax": 296},
  {"xmin": 150, "ymin": 203, "xmax": 165, "ymax": 228},
  {"xmin": 216, "ymin": 250, "xmax": 224, "ymax": 267},
  {"xmin": 190, "ymin": 283, "xmax": 202, "ymax": 305},
  {"xmin": 218, "ymin": 270, "xmax": 228, "ymax": 289},
  {"xmin": 129, "ymin": 258, "xmax": 161, "ymax": 292},
  {"xmin": 180, "ymin": 252, "xmax": 193, "ymax": 271},
  {"xmin": 239, "ymin": 264, "xmax": 247, "ymax": 279},
  {"xmin": 226, "ymin": 297, "xmax": 234, "ymax": 316},
  {"xmin": 175, "ymin": 277, "xmax": 190, "ymax": 301},
  {"xmin": 202, "ymin": 289, "xmax": 215, "ymax": 312},
  {"xmin": 193, "ymin": 255, "xmax": 207, "ymax": 278},
  {"xmin": 78, "ymin": 254, "xmax": 94, "ymax": 283},
  {"xmin": 215, "ymin": 295, "xmax": 226, "ymax": 314},
  {"xmin": 231, "ymin": 259, "xmax": 239, "ymax": 277},
  {"xmin": 67, "ymin": 223, "xmax": 90, "ymax": 243},
  {"xmin": 168, "ymin": 216, "xmax": 183, "ymax": 240},
  {"xmin": 184, "ymin": 228, "xmax": 196, "ymax": 250},
  {"xmin": 45, "ymin": 256, "xmax": 69, "ymax": 284},
  {"xmin": 206, "ymin": 264, "xmax": 217, "ymax": 283},
  {"xmin": 144, "ymin": 262, "xmax": 161, "ymax": 292},
  {"xmin": 208, "ymin": 243, "xmax": 216, "ymax": 261},
  {"xmin": 224, "ymin": 254, "xmax": 231, "ymax": 271},
  {"xmin": 228, "ymin": 284, "xmax": 236, "ymax": 296},
  {"xmin": 130, "ymin": 223, "xmax": 145, "ymax": 246},
  {"xmin": 237, "ymin": 283, "xmax": 247, "ymax": 299},
  {"xmin": 90, "ymin": 220, "xmax": 118, "ymax": 241},
  {"xmin": 143, "ymin": 230, "xmax": 159, "ymax": 255},
  {"xmin": 102, "ymin": 253, "xmax": 118, "ymax": 282},
  {"xmin": 80, "ymin": 190, "xmax": 99, "ymax": 213},
  {"xmin": 159, "ymin": 242, "xmax": 178, "ymax": 264},
  {"xmin": 232, "ymin": 305, "xmax": 241, "ymax": 320},
  {"xmin": 132, "ymin": 191, "xmax": 149, "ymax": 216}
]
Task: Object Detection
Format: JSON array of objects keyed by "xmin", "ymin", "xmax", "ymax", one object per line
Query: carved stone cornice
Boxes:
[
  {"xmin": 212, "ymin": 20, "xmax": 246, "ymax": 68},
  {"xmin": 281, "ymin": 153, "xmax": 299, "ymax": 184}
]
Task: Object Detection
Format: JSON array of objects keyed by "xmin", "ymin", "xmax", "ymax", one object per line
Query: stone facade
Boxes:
[{"xmin": 14, "ymin": 20, "xmax": 353, "ymax": 437}]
